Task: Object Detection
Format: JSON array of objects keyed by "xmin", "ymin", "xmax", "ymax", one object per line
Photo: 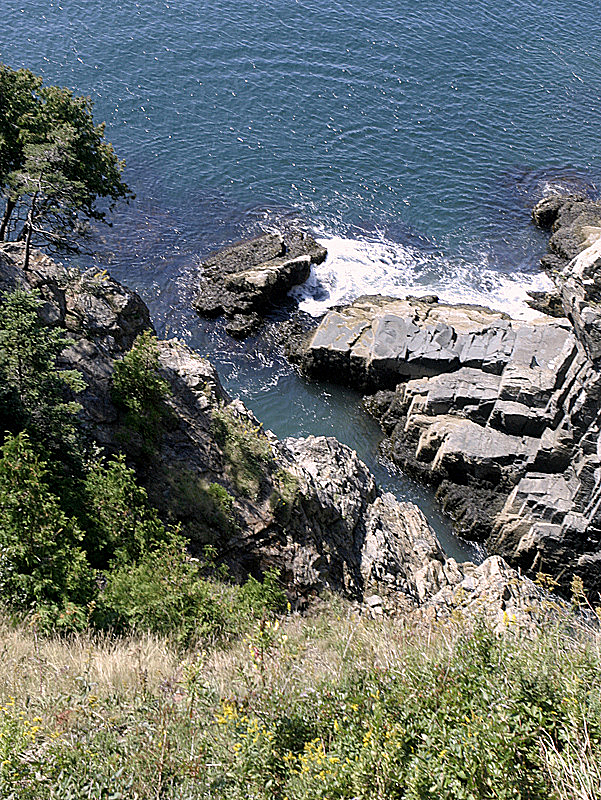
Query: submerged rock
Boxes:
[{"xmin": 193, "ymin": 229, "xmax": 327, "ymax": 338}]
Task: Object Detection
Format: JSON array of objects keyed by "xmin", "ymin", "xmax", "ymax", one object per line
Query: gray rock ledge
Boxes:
[
  {"xmin": 193, "ymin": 229, "xmax": 327, "ymax": 338},
  {"xmin": 289, "ymin": 202, "xmax": 601, "ymax": 597}
]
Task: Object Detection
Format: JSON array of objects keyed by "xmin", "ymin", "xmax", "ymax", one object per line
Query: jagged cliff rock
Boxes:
[
  {"xmin": 533, "ymin": 194, "xmax": 601, "ymax": 360},
  {"xmin": 289, "ymin": 195, "xmax": 601, "ymax": 596},
  {"xmin": 193, "ymin": 229, "xmax": 327, "ymax": 337},
  {"xmin": 0, "ymin": 241, "xmax": 548, "ymax": 626}
]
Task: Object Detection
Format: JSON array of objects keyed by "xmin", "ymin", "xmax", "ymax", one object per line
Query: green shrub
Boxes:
[
  {"xmin": 100, "ymin": 538, "xmax": 232, "ymax": 646},
  {"xmin": 111, "ymin": 329, "xmax": 171, "ymax": 453},
  {"xmin": 240, "ymin": 568, "xmax": 288, "ymax": 618},
  {"xmin": 211, "ymin": 406, "xmax": 272, "ymax": 499},
  {"xmin": 83, "ymin": 452, "xmax": 171, "ymax": 567},
  {"xmin": 269, "ymin": 468, "xmax": 300, "ymax": 524},
  {"xmin": 0, "ymin": 432, "xmax": 94, "ymax": 627},
  {"xmin": 164, "ymin": 467, "xmax": 239, "ymax": 544},
  {"xmin": 0, "ymin": 289, "xmax": 85, "ymax": 458}
]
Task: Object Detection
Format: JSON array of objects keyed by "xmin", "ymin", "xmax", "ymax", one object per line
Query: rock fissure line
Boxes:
[{"xmin": 287, "ymin": 195, "xmax": 601, "ymax": 596}]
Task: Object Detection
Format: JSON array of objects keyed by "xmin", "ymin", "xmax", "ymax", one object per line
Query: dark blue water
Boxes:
[{"xmin": 2, "ymin": 0, "xmax": 600, "ymax": 558}]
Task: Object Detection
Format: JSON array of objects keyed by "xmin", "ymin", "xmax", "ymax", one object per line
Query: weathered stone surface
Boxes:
[
  {"xmin": 422, "ymin": 555, "xmax": 566, "ymax": 635},
  {"xmin": 289, "ymin": 257, "xmax": 601, "ymax": 594},
  {"xmin": 0, "ymin": 243, "xmax": 151, "ymax": 351},
  {"xmin": 193, "ymin": 229, "xmax": 326, "ymax": 338},
  {"xmin": 532, "ymin": 193, "xmax": 587, "ymax": 230},
  {"xmin": 297, "ymin": 295, "xmax": 518, "ymax": 389},
  {"xmin": 533, "ymin": 194, "xmax": 601, "ymax": 359},
  {"xmin": 360, "ymin": 494, "xmax": 450, "ymax": 602}
]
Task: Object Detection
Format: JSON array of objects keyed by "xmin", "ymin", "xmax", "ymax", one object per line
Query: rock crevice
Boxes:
[{"xmin": 289, "ymin": 195, "xmax": 601, "ymax": 595}]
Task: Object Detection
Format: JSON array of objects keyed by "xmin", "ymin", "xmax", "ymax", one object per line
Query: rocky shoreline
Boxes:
[
  {"xmin": 0, "ymin": 240, "xmax": 558, "ymax": 630},
  {"xmin": 287, "ymin": 194, "xmax": 601, "ymax": 596},
  {"xmin": 2, "ymin": 192, "xmax": 598, "ymax": 626}
]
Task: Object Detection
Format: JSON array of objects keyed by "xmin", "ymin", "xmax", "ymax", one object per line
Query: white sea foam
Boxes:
[{"xmin": 290, "ymin": 233, "xmax": 555, "ymax": 320}]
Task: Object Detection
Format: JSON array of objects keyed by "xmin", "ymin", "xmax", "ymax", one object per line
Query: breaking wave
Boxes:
[{"xmin": 291, "ymin": 233, "xmax": 555, "ymax": 320}]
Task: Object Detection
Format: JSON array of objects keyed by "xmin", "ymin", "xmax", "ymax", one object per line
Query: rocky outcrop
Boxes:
[
  {"xmin": 290, "ymin": 247, "xmax": 601, "ymax": 595},
  {"xmin": 533, "ymin": 194, "xmax": 601, "ymax": 359},
  {"xmin": 0, "ymin": 241, "xmax": 551, "ymax": 627},
  {"xmin": 193, "ymin": 229, "xmax": 327, "ymax": 337},
  {"xmin": 420, "ymin": 555, "xmax": 566, "ymax": 635}
]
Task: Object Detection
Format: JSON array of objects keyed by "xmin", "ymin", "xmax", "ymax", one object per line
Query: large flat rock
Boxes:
[{"xmin": 290, "ymin": 286, "xmax": 601, "ymax": 595}]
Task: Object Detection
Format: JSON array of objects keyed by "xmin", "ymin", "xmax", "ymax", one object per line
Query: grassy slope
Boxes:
[{"xmin": 0, "ymin": 598, "xmax": 600, "ymax": 800}]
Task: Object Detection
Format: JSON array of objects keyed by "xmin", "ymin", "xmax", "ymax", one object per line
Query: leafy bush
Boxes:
[
  {"xmin": 0, "ymin": 432, "xmax": 94, "ymax": 627},
  {"xmin": 270, "ymin": 468, "xmax": 300, "ymax": 524},
  {"xmin": 211, "ymin": 405, "xmax": 272, "ymax": 498},
  {"xmin": 164, "ymin": 467, "xmax": 239, "ymax": 545},
  {"xmin": 83, "ymin": 452, "xmax": 171, "ymax": 567},
  {"xmin": 0, "ymin": 289, "xmax": 85, "ymax": 457},
  {"xmin": 240, "ymin": 568, "xmax": 288, "ymax": 618},
  {"xmin": 112, "ymin": 329, "xmax": 171, "ymax": 453},
  {"xmin": 100, "ymin": 538, "xmax": 232, "ymax": 646}
]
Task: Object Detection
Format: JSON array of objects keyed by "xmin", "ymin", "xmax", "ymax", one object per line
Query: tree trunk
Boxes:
[
  {"xmin": 0, "ymin": 197, "xmax": 16, "ymax": 242},
  {"xmin": 23, "ymin": 194, "xmax": 37, "ymax": 271}
]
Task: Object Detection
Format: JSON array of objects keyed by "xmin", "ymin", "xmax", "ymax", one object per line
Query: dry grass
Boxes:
[
  {"xmin": 541, "ymin": 722, "xmax": 601, "ymax": 800},
  {"xmin": 1, "ymin": 598, "xmax": 600, "ymax": 799},
  {"xmin": 0, "ymin": 595, "xmax": 435, "ymax": 720},
  {"xmin": 0, "ymin": 617, "xmax": 178, "ymax": 720}
]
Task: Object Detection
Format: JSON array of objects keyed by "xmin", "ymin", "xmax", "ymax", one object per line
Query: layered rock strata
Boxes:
[
  {"xmin": 193, "ymin": 229, "xmax": 327, "ymax": 337},
  {"xmin": 532, "ymin": 194, "xmax": 601, "ymax": 359},
  {"xmin": 291, "ymin": 194, "xmax": 601, "ymax": 595},
  {"xmin": 0, "ymin": 241, "xmax": 548, "ymax": 628}
]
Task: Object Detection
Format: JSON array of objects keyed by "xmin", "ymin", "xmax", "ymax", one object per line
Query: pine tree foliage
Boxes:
[
  {"xmin": 0, "ymin": 431, "xmax": 93, "ymax": 615},
  {"xmin": 0, "ymin": 62, "xmax": 131, "ymax": 265},
  {"xmin": 0, "ymin": 288, "xmax": 85, "ymax": 455}
]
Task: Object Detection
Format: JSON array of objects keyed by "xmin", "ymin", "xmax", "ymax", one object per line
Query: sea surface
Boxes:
[{"xmin": 2, "ymin": 0, "xmax": 600, "ymax": 558}]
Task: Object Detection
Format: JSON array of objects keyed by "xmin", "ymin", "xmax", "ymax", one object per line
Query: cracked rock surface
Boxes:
[{"xmin": 289, "ymin": 195, "xmax": 601, "ymax": 595}]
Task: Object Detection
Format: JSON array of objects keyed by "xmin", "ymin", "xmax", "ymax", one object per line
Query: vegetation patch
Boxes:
[
  {"xmin": 164, "ymin": 466, "xmax": 239, "ymax": 544},
  {"xmin": 211, "ymin": 405, "xmax": 273, "ymax": 499},
  {"xmin": 112, "ymin": 329, "xmax": 172, "ymax": 455},
  {"xmin": 0, "ymin": 605, "xmax": 600, "ymax": 798},
  {"xmin": 0, "ymin": 289, "xmax": 85, "ymax": 459},
  {"xmin": 270, "ymin": 467, "xmax": 301, "ymax": 524}
]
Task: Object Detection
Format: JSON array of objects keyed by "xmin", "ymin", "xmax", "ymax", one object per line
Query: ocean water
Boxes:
[{"xmin": 2, "ymin": 0, "xmax": 600, "ymax": 557}]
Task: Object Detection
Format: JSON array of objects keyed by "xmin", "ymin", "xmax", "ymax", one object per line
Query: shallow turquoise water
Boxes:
[{"xmin": 1, "ymin": 0, "xmax": 600, "ymax": 557}]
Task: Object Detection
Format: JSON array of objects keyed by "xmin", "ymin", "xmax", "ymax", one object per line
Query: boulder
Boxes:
[
  {"xmin": 531, "ymin": 192, "xmax": 587, "ymax": 229},
  {"xmin": 193, "ymin": 228, "xmax": 326, "ymax": 337}
]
